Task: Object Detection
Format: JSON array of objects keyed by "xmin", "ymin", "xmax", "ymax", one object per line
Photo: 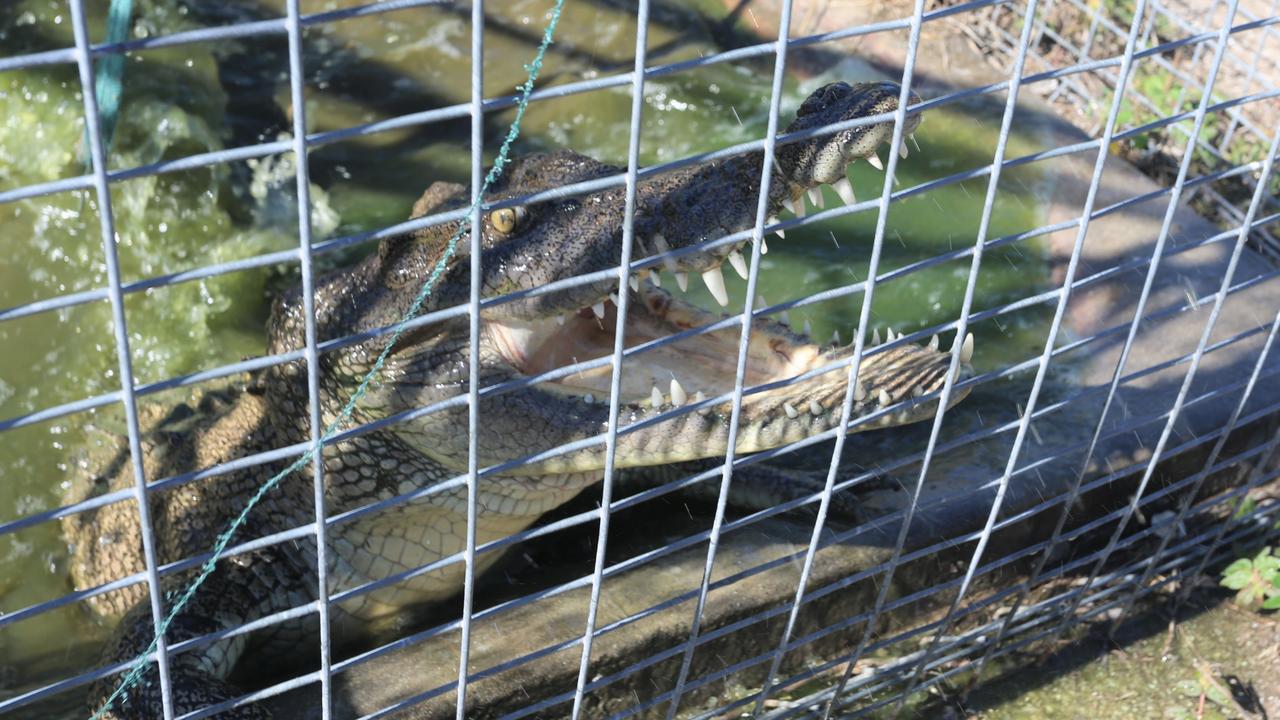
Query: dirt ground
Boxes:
[{"xmin": 962, "ymin": 588, "xmax": 1280, "ymax": 720}]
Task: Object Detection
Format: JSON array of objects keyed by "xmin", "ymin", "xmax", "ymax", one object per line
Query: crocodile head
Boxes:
[{"xmin": 271, "ymin": 81, "xmax": 970, "ymax": 477}]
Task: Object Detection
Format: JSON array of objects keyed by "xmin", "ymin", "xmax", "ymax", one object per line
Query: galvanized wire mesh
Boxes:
[{"xmin": 1, "ymin": 0, "xmax": 1278, "ymax": 719}]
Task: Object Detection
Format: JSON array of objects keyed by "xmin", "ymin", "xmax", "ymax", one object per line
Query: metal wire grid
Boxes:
[
  {"xmin": 0, "ymin": 0, "xmax": 1277, "ymax": 718},
  {"xmin": 976, "ymin": 0, "xmax": 1280, "ymax": 260}
]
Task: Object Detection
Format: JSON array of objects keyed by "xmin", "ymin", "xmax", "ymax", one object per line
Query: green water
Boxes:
[{"xmin": 0, "ymin": 0, "xmax": 1050, "ymax": 711}]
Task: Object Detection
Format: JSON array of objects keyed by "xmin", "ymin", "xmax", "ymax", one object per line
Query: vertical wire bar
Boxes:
[
  {"xmin": 963, "ymin": 0, "xmax": 1238, "ymax": 688},
  {"xmin": 1032, "ymin": 0, "xmax": 1056, "ymax": 57},
  {"xmin": 66, "ymin": 3, "xmax": 176, "ymax": 717},
  {"xmin": 1176, "ymin": 339, "xmax": 1280, "ymax": 608},
  {"xmin": 1035, "ymin": 0, "xmax": 1254, "ymax": 645},
  {"xmin": 1169, "ymin": 0, "xmax": 1221, "ymax": 116},
  {"xmin": 828, "ymin": 2, "xmax": 1152, "ymax": 715},
  {"xmin": 1078, "ymin": 0, "xmax": 1105, "ymax": 60},
  {"xmin": 284, "ymin": 1, "xmax": 332, "ymax": 712},
  {"xmin": 455, "ymin": 0, "xmax": 484, "ymax": 714},
  {"xmin": 886, "ymin": 0, "xmax": 1044, "ymax": 708},
  {"xmin": 660, "ymin": 3, "xmax": 793, "ymax": 717},
  {"xmin": 1219, "ymin": 0, "xmax": 1277, "ymax": 150},
  {"xmin": 1113, "ymin": 301, "xmax": 1280, "ymax": 627},
  {"xmin": 567, "ymin": 2, "xmax": 651, "ymax": 717},
  {"xmin": 800, "ymin": 4, "xmax": 956, "ymax": 717},
  {"xmin": 284, "ymin": 1, "xmax": 334, "ymax": 716},
  {"xmin": 1110, "ymin": 4, "xmax": 1269, "ymax": 629},
  {"xmin": 1139, "ymin": 1, "xmax": 1158, "ymax": 58},
  {"xmin": 748, "ymin": 2, "xmax": 934, "ymax": 715},
  {"xmin": 1088, "ymin": 124, "xmax": 1280, "ymax": 632},
  {"xmin": 910, "ymin": 0, "xmax": 1238, "ymax": 704}
]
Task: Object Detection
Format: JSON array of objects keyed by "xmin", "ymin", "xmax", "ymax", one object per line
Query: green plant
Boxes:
[
  {"xmin": 1171, "ymin": 660, "xmax": 1252, "ymax": 720},
  {"xmin": 1219, "ymin": 546, "xmax": 1280, "ymax": 611}
]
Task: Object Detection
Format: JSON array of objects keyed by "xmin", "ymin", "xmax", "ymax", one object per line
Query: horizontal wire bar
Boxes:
[
  {"xmin": 133, "ymin": 389, "xmax": 1280, "ymax": 718},
  {"xmin": 5, "ymin": 267, "xmax": 1273, "ymax": 639},
  {"xmin": 595, "ymin": 443, "xmax": 1280, "ymax": 718},
  {"xmin": 803, "ymin": 497, "xmax": 1280, "ymax": 711},
  {"xmin": 0, "ymin": 0, "xmax": 993, "ymax": 208},
  {"xmin": 0, "ymin": 0, "xmax": 450, "ymax": 73},
  {"xmin": 678, "ymin": 499, "xmax": 1280, "ymax": 719},
  {"xmin": 5, "ymin": 207, "xmax": 1272, "ymax": 549},
  {"xmin": 8, "ymin": 386, "xmax": 1273, "ymax": 715},
  {"xmin": 833, "ymin": 509, "xmax": 1279, "ymax": 715},
  {"xmin": 5, "ymin": 4, "xmax": 1279, "ymax": 716},
  {"xmin": 2, "ymin": 125, "xmax": 1273, "ymax": 435},
  {"xmin": 0, "ymin": 13, "xmax": 1274, "ymax": 329}
]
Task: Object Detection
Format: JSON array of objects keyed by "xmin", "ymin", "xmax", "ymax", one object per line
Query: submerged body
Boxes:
[{"xmin": 64, "ymin": 81, "xmax": 973, "ymax": 718}]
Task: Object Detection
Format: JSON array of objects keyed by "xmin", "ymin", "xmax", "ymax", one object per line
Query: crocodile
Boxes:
[{"xmin": 63, "ymin": 81, "xmax": 974, "ymax": 718}]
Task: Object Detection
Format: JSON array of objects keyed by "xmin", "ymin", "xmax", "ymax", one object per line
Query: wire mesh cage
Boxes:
[{"xmin": 0, "ymin": 0, "xmax": 1278, "ymax": 719}]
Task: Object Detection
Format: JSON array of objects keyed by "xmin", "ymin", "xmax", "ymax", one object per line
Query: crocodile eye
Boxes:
[{"xmin": 489, "ymin": 206, "xmax": 528, "ymax": 234}]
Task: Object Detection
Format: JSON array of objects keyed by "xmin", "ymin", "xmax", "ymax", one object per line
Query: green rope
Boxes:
[
  {"xmin": 90, "ymin": 1, "xmax": 565, "ymax": 716},
  {"xmin": 85, "ymin": 0, "xmax": 134, "ymax": 168}
]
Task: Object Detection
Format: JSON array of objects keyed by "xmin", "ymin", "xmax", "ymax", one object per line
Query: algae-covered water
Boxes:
[{"xmin": 0, "ymin": 0, "xmax": 1051, "ymax": 712}]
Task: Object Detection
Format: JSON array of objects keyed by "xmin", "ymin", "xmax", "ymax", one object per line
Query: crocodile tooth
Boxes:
[
  {"xmin": 694, "ymin": 390, "xmax": 709, "ymax": 414},
  {"xmin": 866, "ymin": 151, "xmax": 884, "ymax": 171},
  {"xmin": 761, "ymin": 235, "xmax": 771, "ymax": 252},
  {"xmin": 650, "ymin": 385, "xmax": 664, "ymax": 407},
  {"xmin": 649, "ymin": 269, "xmax": 661, "ymax": 287},
  {"xmin": 609, "ymin": 293, "xmax": 620, "ymax": 306},
  {"xmin": 592, "ymin": 301, "xmax": 606, "ymax": 319},
  {"xmin": 803, "ymin": 318, "xmax": 813, "ymax": 336},
  {"xmin": 831, "ymin": 329, "xmax": 841, "ymax": 345},
  {"xmin": 898, "ymin": 139, "xmax": 909, "ymax": 159},
  {"xmin": 675, "ymin": 271, "xmax": 689, "ymax": 292},
  {"xmin": 832, "ymin": 176, "xmax": 857, "ymax": 205},
  {"xmin": 781, "ymin": 197, "xmax": 796, "ymax": 214},
  {"xmin": 854, "ymin": 381, "xmax": 867, "ymax": 401},
  {"xmin": 807, "ymin": 187, "xmax": 825, "ymax": 209},
  {"xmin": 670, "ymin": 378, "xmax": 688, "ymax": 406},
  {"xmin": 793, "ymin": 196, "xmax": 806, "ymax": 218},
  {"xmin": 960, "ymin": 332, "xmax": 975, "ymax": 363},
  {"xmin": 629, "ymin": 274, "xmax": 640, "ymax": 292},
  {"xmin": 755, "ymin": 293, "xmax": 768, "ymax": 310},
  {"xmin": 728, "ymin": 249, "xmax": 749, "ymax": 279},
  {"xmin": 808, "ymin": 400, "xmax": 823, "ymax": 415},
  {"xmin": 928, "ymin": 333, "xmax": 939, "ymax": 350},
  {"xmin": 583, "ymin": 393, "xmax": 595, "ymax": 404},
  {"xmin": 872, "ymin": 328, "xmax": 881, "ymax": 345},
  {"xmin": 887, "ymin": 327, "xmax": 896, "ymax": 342},
  {"xmin": 783, "ymin": 401, "xmax": 799, "ymax": 419},
  {"xmin": 878, "ymin": 388, "xmax": 892, "ymax": 406},
  {"xmin": 702, "ymin": 266, "xmax": 729, "ymax": 307},
  {"xmin": 654, "ymin": 233, "xmax": 678, "ymax": 273},
  {"xmin": 779, "ymin": 310, "xmax": 790, "ymax": 325}
]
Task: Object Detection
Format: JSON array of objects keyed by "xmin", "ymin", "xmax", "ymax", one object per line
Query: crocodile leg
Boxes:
[{"xmin": 88, "ymin": 548, "xmax": 314, "ymax": 720}]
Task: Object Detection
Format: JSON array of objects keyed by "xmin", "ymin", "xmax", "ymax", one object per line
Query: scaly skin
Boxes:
[{"xmin": 63, "ymin": 82, "xmax": 973, "ymax": 718}]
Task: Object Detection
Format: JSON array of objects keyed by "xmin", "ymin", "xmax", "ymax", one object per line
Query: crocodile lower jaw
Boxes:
[{"xmin": 485, "ymin": 282, "xmax": 974, "ymax": 420}]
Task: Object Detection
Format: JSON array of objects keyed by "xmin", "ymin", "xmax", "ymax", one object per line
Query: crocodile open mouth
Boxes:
[
  {"xmin": 486, "ymin": 282, "xmax": 974, "ymax": 421},
  {"xmin": 481, "ymin": 96, "xmax": 953, "ymax": 419}
]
